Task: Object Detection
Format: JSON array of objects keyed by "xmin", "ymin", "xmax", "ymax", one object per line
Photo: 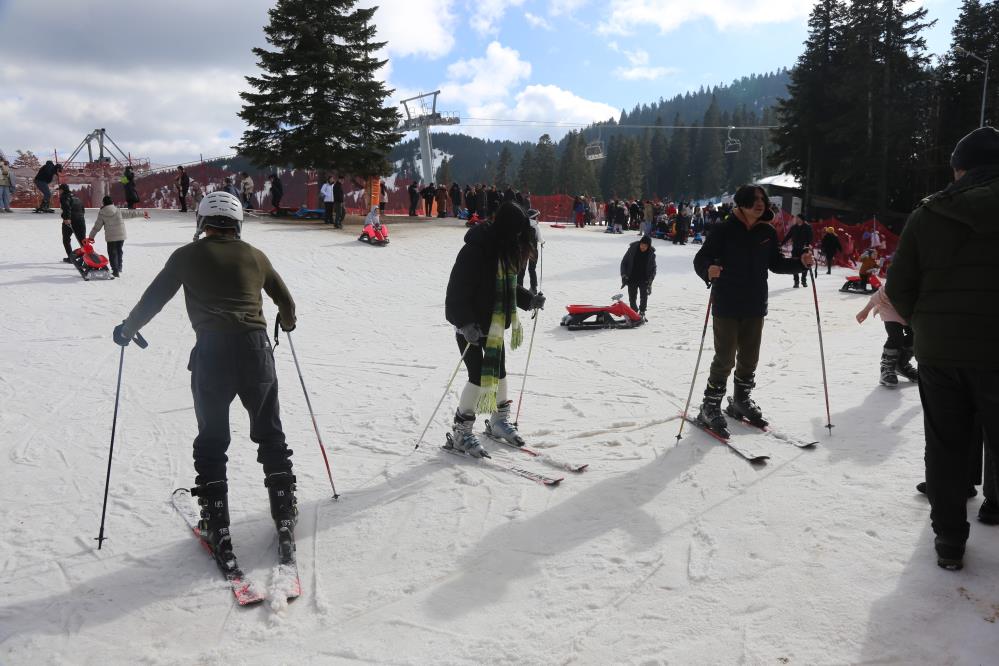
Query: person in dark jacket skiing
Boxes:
[
  {"xmin": 621, "ymin": 235, "xmax": 656, "ymax": 317},
  {"xmin": 820, "ymin": 227, "xmax": 842, "ymax": 274},
  {"xmin": 34, "ymin": 161, "xmax": 62, "ymax": 212},
  {"xmin": 113, "ymin": 190, "xmax": 298, "ymax": 577},
  {"xmin": 781, "ymin": 217, "xmax": 814, "ymax": 287},
  {"xmin": 692, "ymin": 185, "xmax": 814, "ymax": 437},
  {"xmin": 445, "ymin": 202, "xmax": 546, "ymax": 457},
  {"xmin": 58, "ymin": 184, "xmax": 86, "ymax": 262},
  {"xmin": 885, "ymin": 126, "xmax": 999, "ymax": 570},
  {"xmin": 408, "ymin": 181, "xmax": 419, "ymax": 216}
]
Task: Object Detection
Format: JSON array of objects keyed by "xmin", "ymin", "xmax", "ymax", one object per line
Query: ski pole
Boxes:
[
  {"xmin": 415, "ymin": 345, "xmax": 471, "ymax": 450},
  {"xmin": 95, "ymin": 331, "xmax": 147, "ymax": 549},
  {"xmin": 808, "ymin": 260, "xmax": 834, "ymax": 435},
  {"xmin": 286, "ymin": 331, "xmax": 340, "ymax": 499},
  {"xmin": 675, "ymin": 273, "xmax": 715, "ymax": 442},
  {"xmin": 515, "ymin": 243, "xmax": 543, "ymax": 425}
]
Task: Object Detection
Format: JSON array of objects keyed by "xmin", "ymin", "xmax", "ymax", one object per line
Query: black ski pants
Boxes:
[
  {"xmin": 424, "ymin": 198, "xmax": 433, "ymax": 217},
  {"xmin": 324, "ymin": 201, "xmax": 335, "ymax": 225},
  {"xmin": 189, "ymin": 329, "xmax": 293, "ymax": 485},
  {"xmin": 883, "ymin": 322, "xmax": 913, "ymax": 350},
  {"xmin": 919, "ymin": 364, "xmax": 999, "ymax": 544},
  {"xmin": 456, "ymin": 333, "xmax": 506, "ymax": 386},
  {"xmin": 35, "ymin": 179, "xmax": 52, "ymax": 209},
  {"xmin": 628, "ymin": 283, "xmax": 648, "ymax": 314},
  {"xmin": 334, "ymin": 202, "xmax": 346, "ymax": 227},
  {"xmin": 409, "ymin": 195, "xmax": 418, "ymax": 216},
  {"xmin": 179, "ymin": 187, "xmax": 189, "ymax": 212},
  {"xmin": 62, "ymin": 218, "xmax": 85, "ymax": 257},
  {"xmin": 791, "ymin": 247, "xmax": 808, "ymax": 286},
  {"xmin": 707, "ymin": 316, "xmax": 764, "ymax": 388},
  {"xmin": 107, "ymin": 241, "xmax": 124, "ymax": 274}
]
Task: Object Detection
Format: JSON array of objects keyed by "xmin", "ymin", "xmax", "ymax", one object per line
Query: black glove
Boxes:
[
  {"xmin": 459, "ymin": 323, "xmax": 484, "ymax": 345},
  {"xmin": 113, "ymin": 323, "xmax": 131, "ymax": 347},
  {"xmin": 529, "ymin": 292, "xmax": 546, "ymax": 310},
  {"xmin": 277, "ymin": 313, "xmax": 296, "ymax": 332}
]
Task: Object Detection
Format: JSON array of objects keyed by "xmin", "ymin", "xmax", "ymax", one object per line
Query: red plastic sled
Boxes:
[
  {"xmin": 840, "ymin": 274, "xmax": 881, "ymax": 294},
  {"xmin": 560, "ymin": 295, "xmax": 645, "ymax": 330},
  {"xmin": 72, "ymin": 239, "xmax": 112, "ymax": 281},
  {"xmin": 359, "ymin": 221, "xmax": 389, "ymax": 245}
]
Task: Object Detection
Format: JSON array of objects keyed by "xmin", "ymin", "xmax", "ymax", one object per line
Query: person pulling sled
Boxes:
[
  {"xmin": 113, "ymin": 191, "xmax": 299, "ymax": 581},
  {"xmin": 445, "ymin": 202, "xmax": 546, "ymax": 456},
  {"xmin": 692, "ymin": 185, "xmax": 814, "ymax": 437},
  {"xmin": 620, "ymin": 235, "xmax": 656, "ymax": 319}
]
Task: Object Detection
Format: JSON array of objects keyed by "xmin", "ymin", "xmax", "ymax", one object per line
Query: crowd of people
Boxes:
[{"xmin": 406, "ymin": 181, "xmax": 533, "ymax": 221}]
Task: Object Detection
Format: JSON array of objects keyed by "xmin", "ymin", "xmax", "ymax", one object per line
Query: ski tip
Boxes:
[
  {"xmin": 546, "ymin": 478, "xmax": 564, "ymax": 487},
  {"xmin": 572, "ymin": 464, "xmax": 589, "ymax": 473}
]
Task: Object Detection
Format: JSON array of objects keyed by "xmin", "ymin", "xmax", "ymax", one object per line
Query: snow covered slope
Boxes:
[{"xmin": 0, "ymin": 211, "xmax": 996, "ymax": 664}]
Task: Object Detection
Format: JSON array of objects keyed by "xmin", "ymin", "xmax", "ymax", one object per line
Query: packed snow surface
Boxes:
[{"xmin": 1, "ymin": 211, "xmax": 996, "ymax": 665}]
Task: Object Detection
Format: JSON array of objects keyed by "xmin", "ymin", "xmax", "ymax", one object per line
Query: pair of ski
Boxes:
[
  {"xmin": 171, "ymin": 488, "xmax": 300, "ymax": 607},
  {"xmin": 684, "ymin": 398, "xmax": 818, "ymax": 464},
  {"xmin": 442, "ymin": 428, "xmax": 588, "ymax": 487}
]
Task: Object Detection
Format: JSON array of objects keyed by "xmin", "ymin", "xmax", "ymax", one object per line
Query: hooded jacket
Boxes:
[
  {"xmin": 620, "ymin": 240, "xmax": 657, "ymax": 285},
  {"xmin": 445, "ymin": 223, "xmax": 534, "ymax": 333},
  {"xmin": 885, "ymin": 167, "xmax": 999, "ymax": 368},
  {"xmin": 90, "ymin": 204, "xmax": 127, "ymax": 242}
]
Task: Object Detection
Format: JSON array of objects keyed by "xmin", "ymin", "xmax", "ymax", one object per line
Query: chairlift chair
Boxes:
[
  {"xmin": 585, "ymin": 140, "xmax": 605, "ymax": 161},
  {"xmin": 723, "ymin": 127, "xmax": 741, "ymax": 154}
]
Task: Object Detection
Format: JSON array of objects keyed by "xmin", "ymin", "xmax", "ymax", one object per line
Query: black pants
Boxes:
[
  {"xmin": 824, "ymin": 250, "xmax": 835, "ymax": 274},
  {"xmin": 179, "ymin": 187, "xmax": 189, "ymax": 212},
  {"xmin": 919, "ymin": 364, "xmax": 999, "ymax": 544},
  {"xmin": 456, "ymin": 333, "xmax": 505, "ymax": 386},
  {"xmin": 883, "ymin": 321, "xmax": 913, "ymax": 350},
  {"xmin": 62, "ymin": 219, "xmax": 85, "ymax": 257},
  {"xmin": 517, "ymin": 259, "xmax": 538, "ymax": 292},
  {"xmin": 424, "ymin": 199, "xmax": 433, "ymax": 217},
  {"xmin": 791, "ymin": 248, "xmax": 807, "ymax": 286},
  {"xmin": 628, "ymin": 283, "xmax": 648, "ymax": 314},
  {"xmin": 107, "ymin": 240, "xmax": 124, "ymax": 273},
  {"xmin": 409, "ymin": 196, "xmax": 418, "ymax": 216},
  {"xmin": 189, "ymin": 330, "xmax": 292, "ymax": 484},
  {"xmin": 324, "ymin": 201, "xmax": 335, "ymax": 224},
  {"xmin": 334, "ymin": 202, "xmax": 345, "ymax": 227},
  {"xmin": 272, "ymin": 193, "xmax": 282, "ymax": 209}
]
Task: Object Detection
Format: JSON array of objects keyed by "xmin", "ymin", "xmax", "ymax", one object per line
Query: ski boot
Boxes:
[
  {"xmin": 879, "ymin": 347, "xmax": 899, "ymax": 387},
  {"xmin": 896, "ymin": 346, "xmax": 918, "ymax": 383},
  {"xmin": 447, "ymin": 410, "xmax": 489, "ymax": 458},
  {"xmin": 485, "ymin": 400, "xmax": 526, "ymax": 447},
  {"xmin": 978, "ymin": 498, "xmax": 999, "ymax": 526},
  {"xmin": 190, "ymin": 480, "xmax": 238, "ymax": 574},
  {"xmin": 696, "ymin": 383, "xmax": 730, "ymax": 438},
  {"xmin": 265, "ymin": 472, "xmax": 298, "ymax": 565},
  {"xmin": 934, "ymin": 537, "xmax": 965, "ymax": 571},
  {"xmin": 726, "ymin": 375, "xmax": 769, "ymax": 428}
]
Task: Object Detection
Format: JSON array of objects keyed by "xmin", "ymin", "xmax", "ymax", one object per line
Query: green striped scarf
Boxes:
[{"xmin": 475, "ymin": 258, "xmax": 523, "ymax": 413}]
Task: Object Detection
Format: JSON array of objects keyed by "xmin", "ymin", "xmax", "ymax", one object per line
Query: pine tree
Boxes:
[
  {"xmin": 533, "ymin": 134, "xmax": 558, "ymax": 195},
  {"xmin": 495, "ymin": 146, "xmax": 513, "ymax": 188},
  {"xmin": 665, "ymin": 115, "xmax": 692, "ymax": 199},
  {"xmin": 517, "ymin": 147, "xmax": 536, "ymax": 191},
  {"xmin": 692, "ymin": 95, "xmax": 725, "ymax": 198},
  {"xmin": 237, "ymin": 0, "xmax": 402, "ymax": 175},
  {"xmin": 436, "ymin": 157, "xmax": 452, "ymax": 186}
]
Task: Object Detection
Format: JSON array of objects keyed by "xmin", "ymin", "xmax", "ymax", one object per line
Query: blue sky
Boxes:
[{"xmin": 0, "ymin": 0, "xmax": 963, "ymax": 163}]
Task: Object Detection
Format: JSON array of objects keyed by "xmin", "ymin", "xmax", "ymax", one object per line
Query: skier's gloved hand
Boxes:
[
  {"xmin": 112, "ymin": 323, "xmax": 131, "ymax": 347},
  {"xmin": 459, "ymin": 323, "xmax": 484, "ymax": 345},
  {"xmin": 277, "ymin": 313, "xmax": 296, "ymax": 332},
  {"xmin": 529, "ymin": 292, "xmax": 546, "ymax": 310}
]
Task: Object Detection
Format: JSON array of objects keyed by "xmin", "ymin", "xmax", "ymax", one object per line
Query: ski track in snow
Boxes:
[{"xmin": 0, "ymin": 211, "xmax": 997, "ymax": 664}]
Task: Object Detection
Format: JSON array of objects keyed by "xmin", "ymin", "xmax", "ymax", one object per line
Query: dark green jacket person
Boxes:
[{"xmin": 886, "ymin": 166, "xmax": 999, "ymax": 369}]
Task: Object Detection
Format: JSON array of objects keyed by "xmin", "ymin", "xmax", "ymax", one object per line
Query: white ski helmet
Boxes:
[{"xmin": 197, "ymin": 190, "xmax": 244, "ymax": 236}]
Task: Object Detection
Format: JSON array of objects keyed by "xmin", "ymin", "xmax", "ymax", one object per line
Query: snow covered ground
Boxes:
[{"xmin": 1, "ymin": 210, "xmax": 996, "ymax": 665}]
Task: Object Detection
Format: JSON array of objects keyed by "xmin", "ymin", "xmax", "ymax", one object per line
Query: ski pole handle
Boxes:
[{"xmin": 133, "ymin": 332, "xmax": 148, "ymax": 349}]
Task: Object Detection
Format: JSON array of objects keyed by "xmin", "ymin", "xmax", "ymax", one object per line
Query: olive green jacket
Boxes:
[{"xmin": 886, "ymin": 167, "xmax": 999, "ymax": 368}]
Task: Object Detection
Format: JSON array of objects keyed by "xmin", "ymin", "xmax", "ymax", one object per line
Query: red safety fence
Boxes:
[{"xmin": 774, "ymin": 209, "xmax": 899, "ymax": 275}]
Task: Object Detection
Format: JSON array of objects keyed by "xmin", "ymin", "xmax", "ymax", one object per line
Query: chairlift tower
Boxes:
[{"xmin": 399, "ymin": 91, "xmax": 459, "ymax": 184}]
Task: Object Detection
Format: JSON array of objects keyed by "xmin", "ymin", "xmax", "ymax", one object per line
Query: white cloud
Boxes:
[
  {"xmin": 368, "ymin": 0, "xmax": 458, "ymax": 59},
  {"xmin": 599, "ymin": 0, "xmax": 814, "ymax": 34},
  {"xmin": 469, "ymin": 0, "xmax": 527, "ymax": 35},
  {"xmin": 440, "ymin": 42, "xmax": 533, "ymax": 104},
  {"xmin": 614, "ymin": 65, "xmax": 676, "ymax": 80},
  {"xmin": 460, "ymin": 84, "xmax": 618, "ymax": 141},
  {"xmin": 549, "ymin": 0, "xmax": 590, "ymax": 16},
  {"xmin": 525, "ymin": 12, "xmax": 553, "ymax": 30}
]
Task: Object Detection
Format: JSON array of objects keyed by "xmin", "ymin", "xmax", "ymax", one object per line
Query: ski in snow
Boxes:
[
  {"xmin": 270, "ymin": 528, "xmax": 301, "ymax": 608},
  {"xmin": 170, "ymin": 488, "xmax": 266, "ymax": 606},
  {"xmin": 481, "ymin": 430, "xmax": 589, "ymax": 473},
  {"xmin": 681, "ymin": 416, "xmax": 770, "ymax": 464},
  {"xmin": 442, "ymin": 434, "xmax": 564, "ymax": 486},
  {"xmin": 724, "ymin": 399, "xmax": 819, "ymax": 449}
]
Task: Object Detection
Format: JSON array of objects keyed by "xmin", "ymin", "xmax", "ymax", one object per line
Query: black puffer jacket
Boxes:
[
  {"xmin": 783, "ymin": 223, "xmax": 813, "ymax": 252},
  {"xmin": 35, "ymin": 162, "xmax": 59, "ymax": 183},
  {"xmin": 446, "ymin": 223, "xmax": 533, "ymax": 332},
  {"xmin": 60, "ymin": 192, "xmax": 85, "ymax": 222},
  {"xmin": 620, "ymin": 241, "xmax": 657, "ymax": 285},
  {"xmin": 886, "ymin": 167, "xmax": 999, "ymax": 368},
  {"xmin": 693, "ymin": 214, "xmax": 803, "ymax": 318}
]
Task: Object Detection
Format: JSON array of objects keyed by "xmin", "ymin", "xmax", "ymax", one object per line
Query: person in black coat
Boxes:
[
  {"xmin": 58, "ymin": 184, "xmax": 86, "ymax": 262},
  {"xmin": 445, "ymin": 202, "xmax": 546, "ymax": 456},
  {"xmin": 692, "ymin": 185, "xmax": 814, "ymax": 436},
  {"xmin": 123, "ymin": 166, "xmax": 140, "ymax": 209},
  {"xmin": 408, "ymin": 181, "xmax": 419, "ymax": 216},
  {"xmin": 269, "ymin": 173, "xmax": 284, "ymax": 210},
  {"xmin": 781, "ymin": 217, "xmax": 814, "ymax": 286},
  {"xmin": 34, "ymin": 161, "xmax": 62, "ymax": 212},
  {"xmin": 421, "ymin": 183, "xmax": 435, "ymax": 217},
  {"xmin": 621, "ymin": 236, "xmax": 656, "ymax": 316},
  {"xmin": 819, "ymin": 227, "xmax": 842, "ymax": 275},
  {"xmin": 450, "ymin": 182, "xmax": 462, "ymax": 215}
]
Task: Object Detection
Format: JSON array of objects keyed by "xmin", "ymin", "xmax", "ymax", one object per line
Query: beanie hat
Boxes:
[
  {"xmin": 950, "ymin": 126, "xmax": 999, "ymax": 171},
  {"xmin": 639, "ymin": 235, "xmax": 652, "ymax": 247}
]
